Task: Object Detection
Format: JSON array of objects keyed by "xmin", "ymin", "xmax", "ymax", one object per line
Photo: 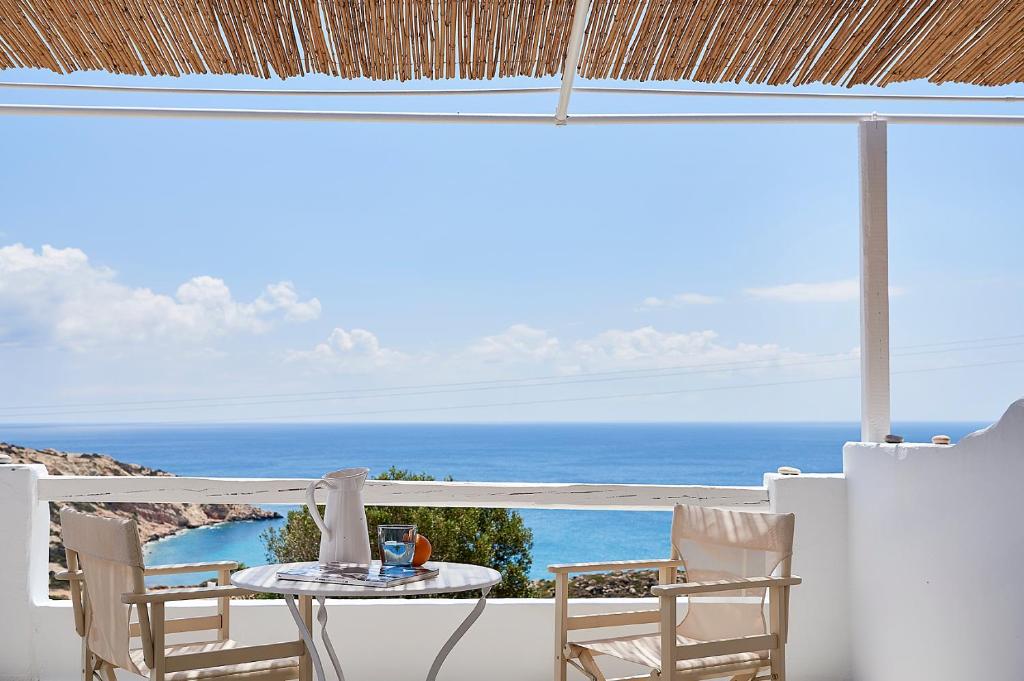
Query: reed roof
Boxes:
[{"xmin": 2, "ymin": 1, "xmax": 1023, "ymax": 86}]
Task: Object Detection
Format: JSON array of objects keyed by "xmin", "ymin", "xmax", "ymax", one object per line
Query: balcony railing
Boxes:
[
  {"xmin": 0, "ymin": 458, "xmax": 855, "ymax": 681},
  {"xmin": 37, "ymin": 475, "xmax": 770, "ymax": 510}
]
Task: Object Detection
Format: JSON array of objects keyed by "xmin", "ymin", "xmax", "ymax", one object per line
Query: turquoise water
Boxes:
[{"xmin": 2, "ymin": 422, "xmax": 985, "ymax": 582}]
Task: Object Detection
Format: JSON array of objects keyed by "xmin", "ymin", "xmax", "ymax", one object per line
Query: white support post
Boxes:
[
  {"xmin": 554, "ymin": 0, "xmax": 591, "ymax": 125},
  {"xmin": 858, "ymin": 119, "xmax": 891, "ymax": 442}
]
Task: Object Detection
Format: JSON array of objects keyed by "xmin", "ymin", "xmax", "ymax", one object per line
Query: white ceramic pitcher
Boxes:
[{"xmin": 305, "ymin": 467, "xmax": 372, "ymax": 564}]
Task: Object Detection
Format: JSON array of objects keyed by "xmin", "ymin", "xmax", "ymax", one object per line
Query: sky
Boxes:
[{"xmin": 0, "ymin": 69, "xmax": 1022, "ymax": 424}]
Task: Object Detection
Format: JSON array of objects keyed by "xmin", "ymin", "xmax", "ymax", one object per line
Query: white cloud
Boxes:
[
  {"xmin": 744, "ymin": 279, "xmax": 905, "ymax": 303},
  {"xmin": 0, "ymin": 243, "xmax": 320, "ymax": 350},
  {"xmin": 459, "ymin": 325, "xmax": 805, "ymax": 374},
  {"xmin": 286, "ymin": 327, "xmax": 407, "ymax": 371},
  {"xmin": 468, "ymin": 324, "xmax": 560, "ymax": 363},
  {"xmin": 288, "ymin": 323, "xmax": 561, "ymax": 374},
  {"xmin": 571, "ymin": 327, "xmax": 793, "ymax": 370},
  {"xmin": 257, "ymin": 282, "xmax": 322, "ymax": 322},
  {"xmin": 640, "ymin": 292, "xmax": 721, "ymax": 309}
]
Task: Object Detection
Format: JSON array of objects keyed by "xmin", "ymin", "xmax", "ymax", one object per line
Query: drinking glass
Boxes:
[{"xmin": 377, "ymin": 524, "xmax": 417, "ymax": 566}]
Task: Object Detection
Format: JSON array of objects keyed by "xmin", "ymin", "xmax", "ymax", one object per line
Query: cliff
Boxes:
[{"xmin": 1, "ymin": 442, "xmax": 279, "ymax": 584}]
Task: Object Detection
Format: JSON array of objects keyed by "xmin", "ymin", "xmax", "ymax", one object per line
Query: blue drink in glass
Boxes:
[{"xmin": 377, "ymin": 524, "xmax": 416, "ymax": 567}]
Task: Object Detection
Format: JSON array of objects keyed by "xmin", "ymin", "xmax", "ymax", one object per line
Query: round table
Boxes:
[{"xmin": 232, "ymin": 562, "xmax": 501, "ymax": 681}]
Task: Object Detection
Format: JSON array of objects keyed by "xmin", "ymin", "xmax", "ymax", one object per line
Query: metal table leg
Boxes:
[
  {"xmin": 425, "ymin": 587, "xmax": 491, "ymax": 681},
  {"xmin": 316, "ymin": 597, "xmax": 345, "ymax": 681},
  {"xmin": 285, "ymin": 594, "xmax": 347, "ymax": 681}
]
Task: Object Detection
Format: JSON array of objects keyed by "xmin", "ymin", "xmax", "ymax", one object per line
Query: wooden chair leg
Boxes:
[
  {"xmin": 88, "ymin": 653, "xmax": 102, "ymax": 681},
  {"xmin": 298, "ymin": 596, "xmax": 313, "ymax": 681},
  {"xmin": 554, "ymin": 573, "xmax": 569, "ymax": 681},
  {"xmin": 576, "ymin": 649, "xmax": 607, "ymax": 681},
  {"xmin": 770, "ymin": 650, "xmax": 786, "ymax": 681},
  {"xmin": 150, "ymin": 602, "xmax": 166, "ymax": 681},
  {"xmin": 768, "ymin": 585, "xmax": 787, "ymax": 681},
  {"xmin": 217, "ymin": 568, "xmax": 232, "ymax": 641},
  {"xmin": 100, "ymin": 662, "xmax": 117, "ymax": 681},
  {"xmin": 81, "ymin": 640, "xmax": 93, "ymax": 681}
]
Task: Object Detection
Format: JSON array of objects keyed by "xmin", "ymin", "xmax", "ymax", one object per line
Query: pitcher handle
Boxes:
[{"xmin": 305, "ymin": 478, "xmax": 333, "ymax": 539}]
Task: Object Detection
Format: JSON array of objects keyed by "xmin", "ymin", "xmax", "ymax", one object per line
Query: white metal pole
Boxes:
[
  {"xmin": 858, "ymin": 119, "xmax": 891, "ymax": 442},
  {"xmin": 554, "ymin": 0, "xmax": 591, "ymax": 125}
]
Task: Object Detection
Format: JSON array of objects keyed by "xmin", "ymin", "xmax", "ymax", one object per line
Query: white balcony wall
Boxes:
[
  {"xmin": 31, "ymin": 597, "xmax": 665, "ymax": 681},
  {"xmin": 845, "ymin": 398, "xmax": 1024, "ymax": 681},
  {"xmin": 767, "ymin": 472, "xmax": 851, "ymax": 681},
  {"xmin": 0, "ymin": 464, "xmax": 50, "ymax": 681},
  {"xmin": 5, "ymin": 401, "xmax": 1022, "ymax": 681},
  {"xmin": 0, "ymin": 464, "xmax": 854, "ymax": 681}
]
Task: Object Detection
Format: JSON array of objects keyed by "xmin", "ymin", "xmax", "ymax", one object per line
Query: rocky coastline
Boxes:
[
  {"xmin": 531, "ymin": 568, "xmax": 674, "ymax": 598},
  {"xmin": 1, "ymin": 442, "xmax": 279, "ymax": 595}
]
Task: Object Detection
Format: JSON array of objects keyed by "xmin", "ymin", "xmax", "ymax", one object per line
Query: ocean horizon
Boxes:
[{"xmin": 3, "ymin": 421, "xmax": 987, "ymax": 582}]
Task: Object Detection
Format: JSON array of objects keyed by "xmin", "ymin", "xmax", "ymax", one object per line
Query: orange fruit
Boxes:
[{"xmin": 412, "ymin": 533, "xmax": 432, "ymax": 566}]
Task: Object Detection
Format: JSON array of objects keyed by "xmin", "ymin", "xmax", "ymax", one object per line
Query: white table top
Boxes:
[{"xmin": 232, "ymin": 561, "xmax": 501, "ymax": 598}]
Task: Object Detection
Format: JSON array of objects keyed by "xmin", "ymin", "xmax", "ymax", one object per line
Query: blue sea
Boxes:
[{"xmin": 3, "ymin": 422, "xmax": 985, "ymax": 583}]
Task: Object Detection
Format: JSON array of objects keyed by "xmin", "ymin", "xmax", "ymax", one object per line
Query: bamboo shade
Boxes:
[
  {"xmin": 2, "ymin": 1, "xmax": 1024, "ymax": 85},
  {"xmin": 0, "ymin": 0, "xmax": 580, "ymax": 80},
  {"xmin": 577, "ymin": 0, "xmax": 1024, "ymax": 86}
]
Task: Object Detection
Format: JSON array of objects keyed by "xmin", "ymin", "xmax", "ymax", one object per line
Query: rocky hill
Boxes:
[
  {"xmin": 531, "ymin": 568, "xmax": 676, "ymax": 598},
  {"xmin": 1, "ymin": 442, "xmax": 278, "ymax": 592}
]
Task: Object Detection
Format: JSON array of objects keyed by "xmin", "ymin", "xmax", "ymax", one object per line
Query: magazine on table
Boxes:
[{"xmin": 277, "ymin": 561, "xmax": 439, "ymax": 587}]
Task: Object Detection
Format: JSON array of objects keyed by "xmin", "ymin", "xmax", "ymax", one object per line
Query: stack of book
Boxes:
[{"xmin": 277, "ymin": 561, "xmax": 439, "ymax": 588}]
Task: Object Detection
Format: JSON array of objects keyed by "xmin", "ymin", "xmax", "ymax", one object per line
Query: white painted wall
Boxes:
[
  {"xmin": 22, "ymin": 403, "xmax": 1024, "ymax": 681},
  {"xmin": 2, "ymin": 464, "xmax": 857, "ymax": 681},
  {"xmin": 845, "ymin": 398, "xmax": 1024, "ymax": 681},
  {"xmin": 767, "ymin": 473, "xmax": 851, "ymax": 681},
  {"xmin": 32, "ymin": 597, "xmax": 664, "ymax": 681},
  {"xmin": 0, "ymin": 464, "xmax": 50, "ymax": 681}
]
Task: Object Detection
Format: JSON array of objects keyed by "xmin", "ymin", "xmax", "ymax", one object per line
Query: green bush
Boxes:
[{"xmin": 261, "ymin": 467, "xmax": 534, "ymax": 598}]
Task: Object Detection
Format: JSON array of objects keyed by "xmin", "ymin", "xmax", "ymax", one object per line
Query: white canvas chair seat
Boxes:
[
  {"xmin": 568, "ymin": 633, "xmax": 767, "ymax": 673},
  {"xmin": 130, "ymin": 641, "xmax": 300, "ymax": 681}
]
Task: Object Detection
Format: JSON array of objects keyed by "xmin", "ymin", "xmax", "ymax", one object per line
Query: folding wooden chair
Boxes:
[
  {"xmin": 552, "ymin": 504, "xmax": 800, "ymax": 681},
  {"xmin": 57, "ymin": 508, "xmax": 310, "ymax": 681}
]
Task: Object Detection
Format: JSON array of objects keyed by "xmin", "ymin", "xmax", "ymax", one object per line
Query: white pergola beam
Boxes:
[
  {"xmin": 554, "ymin": 0, "xmax": 591, "ymax": 125},
  {"xmin": 7, "ymin": 105, "xmax": 1024, "ymax": 126},
  {"xmin": 7, "ymin": 82, "xmax": 1024, "ymax": 104},
  {"xmin": 859, "ymin": 120, "xmax": 892, "ymax": 442},
  {"xmin": 0, "ymin": 82, "xmax": 562, "ymax": 97}
]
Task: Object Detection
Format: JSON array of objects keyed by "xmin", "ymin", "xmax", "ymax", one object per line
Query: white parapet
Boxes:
[
  {"xmin": 35, "ymin": 415, "xmax": 1024, "ymax": 681},
  {"xmin": 844, "ymin": 398, "xmax": 1024, "ymax": 681},
  {"xmin": 0, "ymin": 464, "xmax": 50, "ymax": 681},
  {"xmin": 767, "ymin": 472, "xmax": 851, "ymax": 681},
  {"xmin": 1, "ymin": 469, "xmax": 782, "ymax": 681}
]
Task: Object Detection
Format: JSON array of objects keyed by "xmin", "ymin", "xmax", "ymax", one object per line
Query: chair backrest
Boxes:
[
  {"xmin": 60, "ymin": 508, "xmax": 146, "ymax": 672},
  {"xmin": 670, "ymin": 504, "xmax": 795, "ymax": 642}
]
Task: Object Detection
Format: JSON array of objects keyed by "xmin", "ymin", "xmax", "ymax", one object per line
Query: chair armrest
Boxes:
[
  {"xmin": 123, "ymin": 585, "xmax": 251, "ymax": 604},
  {"xmin": 548, "ymin": 558, "xmax": 684, "ymax": 574},
  {"xmin": 145, "ymin": 561, "xmax": 239, "ymax": 576},
  {"xmin": 54, "ymin": 569, "xmax": 84, "ymax": 581},
  {"xmin": 651, "ymin": 575, "xmax": 801, "ymax": 596}
]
